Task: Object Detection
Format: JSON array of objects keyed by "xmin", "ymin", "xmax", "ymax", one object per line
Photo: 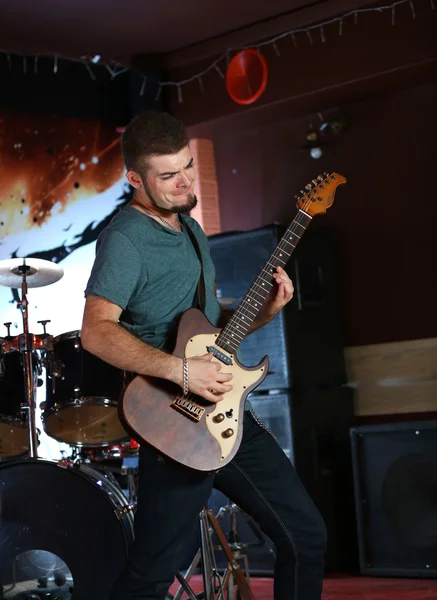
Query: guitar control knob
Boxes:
[
  {"xmin": 213, "ymin": 413, "xmax": 225, "ymax": 423},
  {"xmin": 222, "ymin": 428, "xmax": 234, "ymax": 438}
]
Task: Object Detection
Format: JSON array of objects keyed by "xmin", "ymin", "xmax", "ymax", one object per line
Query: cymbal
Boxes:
[{"xmin": 0, "ymin": 258, "xmax": 64, "ymax": 288}]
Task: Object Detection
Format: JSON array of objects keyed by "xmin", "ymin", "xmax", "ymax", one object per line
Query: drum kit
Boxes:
[{"xmin": 0, "ymin": 257, "xmax": 137, "ymax": 600}]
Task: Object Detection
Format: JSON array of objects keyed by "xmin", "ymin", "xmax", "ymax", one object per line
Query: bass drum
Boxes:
[
  {"xmin": 43, "ymin": 330, "xmax": 129, "ymax": 446},
  {"xmin": 0, "ymin": 459, "xmax": 134, "ymax": 599}
]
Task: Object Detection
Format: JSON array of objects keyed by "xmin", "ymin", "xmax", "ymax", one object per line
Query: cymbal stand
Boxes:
[
  {"xmin": 17, "ymin": 260, "xmax": 39, "ymax": 459},
  {"xmin": 214, "ymin": 502, "xmax": 276, "ymax": 599},
  {"xmin": 169, "ymin": 508, "xmax": 254, "ymax": 600}
]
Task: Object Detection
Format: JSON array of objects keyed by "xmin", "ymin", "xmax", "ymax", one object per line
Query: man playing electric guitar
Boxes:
[{"xmin": 82, "ymin": 110, "xmax": 327, "ymax": 600}]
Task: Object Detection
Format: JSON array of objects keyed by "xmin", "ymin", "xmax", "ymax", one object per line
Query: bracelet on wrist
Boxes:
[{"xmin": 182, "ymin": 357, "xmax": 189, "ymax": 396}]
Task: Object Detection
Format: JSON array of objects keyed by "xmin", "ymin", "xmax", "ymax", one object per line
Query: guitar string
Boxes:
[
  {"xmin": 218, "ymin": 212, "xmax": 309, "ymax": 346},
  {"xmin": 180, "ymin": 189, "xmax": 323, "ymax": 406},
  {"xmin": 217, "ymin": 197, "xmax": 316, "ymax": 351}
]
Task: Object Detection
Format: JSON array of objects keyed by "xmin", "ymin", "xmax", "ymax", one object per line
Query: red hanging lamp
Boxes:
[{"xmin": 225, "ymin": 49, "xmax": 268, "ymax": 105}]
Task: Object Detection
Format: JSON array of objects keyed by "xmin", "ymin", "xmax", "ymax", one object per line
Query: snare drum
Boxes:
[
  {"xmin": 42, "ymin": 330, "xmax": 129, "ymax": 446},
  {"xmin": 0, "ymin": 344, "xmax": 32, "ymax": 459},
  {"xmin": 0, "ymin": 458, "xmax": 134, "ymax": 599}
]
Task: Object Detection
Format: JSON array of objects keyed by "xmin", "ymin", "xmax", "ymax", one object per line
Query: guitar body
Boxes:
[{"xmin": 120, "ymin": 308, "xmax": 269, "ymax": 471}]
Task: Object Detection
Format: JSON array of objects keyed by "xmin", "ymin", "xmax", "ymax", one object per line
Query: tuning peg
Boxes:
[
  {"xmin": 294, "ymin": 194, "xmax": 300, "ymax": 200},
  {"xmin": 312, "ymin": 179, "xmax": 318, "ymax": 186},
  {"xmin": 323, "ymin": 171, "xmax": 330, "ymax": 177},
  {"xmin": 300, "ymin": 189, "xmax": 306, "ymax": 195},
  {"xmin": 317, "ymin": 175, "xmax": 324, "ymax": 181},
  {"xmin": 305, "ymin": 183, "xmax": 312, "ymax": 190}
]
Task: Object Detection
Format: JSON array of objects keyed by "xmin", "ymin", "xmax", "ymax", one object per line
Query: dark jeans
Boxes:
[{"xmin": 109, "ymin": 412, "xmax": 327, "ymax": 600}]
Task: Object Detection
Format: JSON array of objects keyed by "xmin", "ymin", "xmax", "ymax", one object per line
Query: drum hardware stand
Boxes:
[
  {"xmin": 216, "ymin": 501, "xmax": 276, "ymax": 560},
  {"xmin": 119, "ymin": 464, "xmax": 138, "ymax": 505},
  {"xmin": 168, "ymin": 508, "xmax": 254, "ymax": 600},
  {"xmin": 214, "ymin": 502, "xmax": 276, "ymax": 598},
  {"xmin": 16, "ymin": 261, "xmax": 39, "ymax": 459}
]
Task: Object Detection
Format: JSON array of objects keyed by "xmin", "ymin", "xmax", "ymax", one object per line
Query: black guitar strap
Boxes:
[{"xmin": 181, "ymin": 216, "xmax": 206, "ymax": 314}]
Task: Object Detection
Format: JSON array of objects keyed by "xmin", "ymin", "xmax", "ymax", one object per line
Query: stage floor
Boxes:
[{"xmin": 168, "ymin": 575, "xmax": 437, "ymax": 599}]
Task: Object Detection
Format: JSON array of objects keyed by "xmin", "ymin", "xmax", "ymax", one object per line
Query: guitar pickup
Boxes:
[
  {"xmin": 171, "ymin": 396, "xmax": 205, "ymax": 422},
  {"xmin": 207, "ymin": 346, "xmax": 233, "ymax": 365}
]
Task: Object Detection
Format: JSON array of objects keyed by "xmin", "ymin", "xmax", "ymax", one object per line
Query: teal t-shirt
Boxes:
[
  {"xmin": 85, "ymin": 205, "xmax": 222, "ymax": 351},
  {"xmin": 85, "ymin": 205, "xmax": 252, "ymax": 410}
]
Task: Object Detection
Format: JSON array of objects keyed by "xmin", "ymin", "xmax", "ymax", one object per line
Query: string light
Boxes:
[
  {"xmin": 214, "ymin": 64, "xmax": 225, "ymax": 79},
  {"xmin": 0, "ymin": 0, "xmax": 430, "ymax": 98},
  {"xmin": 84, "ymin": 62, "xmax": 95, "ymax": 81}
]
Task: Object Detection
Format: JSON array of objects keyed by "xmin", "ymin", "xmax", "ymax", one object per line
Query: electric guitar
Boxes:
[{"xmin": 120, "ymin": 172, "xmax": 346, "ymax": 470}]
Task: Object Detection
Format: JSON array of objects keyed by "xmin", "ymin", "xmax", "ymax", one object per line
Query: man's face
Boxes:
[{"xmin": 138, "ymin": 145, "xmax": 197, "ymax": 214}]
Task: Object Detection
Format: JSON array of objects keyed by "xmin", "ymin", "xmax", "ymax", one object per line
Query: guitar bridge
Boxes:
[{"xmin": 171, "ymin": 395, "xmax": 205, "ymax": 422}]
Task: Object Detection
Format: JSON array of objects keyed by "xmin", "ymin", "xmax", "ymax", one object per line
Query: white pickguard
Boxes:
[{"xmin": 185, "ymin": 333, "xmax": 265, "ymax": 462}]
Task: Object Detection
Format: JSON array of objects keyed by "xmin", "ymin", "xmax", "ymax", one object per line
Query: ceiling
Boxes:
[{"xmin": 0, "ymin": 0, "xmax": 360, "ymax": 67}]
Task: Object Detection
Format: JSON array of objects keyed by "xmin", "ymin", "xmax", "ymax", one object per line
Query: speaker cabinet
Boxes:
[
  {"xmin": 206, "ymin": 387, "xmax": 357, "ymax": 574},
  {"xmin": 350, "ymin": 421, "xmax": 437, "ymax": 577},
  {"xmin": 208, "ymin": 225, "xmax": 346, "ymax": 390}
]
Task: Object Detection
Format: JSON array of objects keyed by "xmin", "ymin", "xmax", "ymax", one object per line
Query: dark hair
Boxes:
[{"xmin": 121, "ymin": 110, "xmax": 189, "ymax": 172}]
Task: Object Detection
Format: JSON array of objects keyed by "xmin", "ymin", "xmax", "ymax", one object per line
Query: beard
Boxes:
[{"xmin": 142, "ymin": 179, "xmax": 198, "ymax": 214}]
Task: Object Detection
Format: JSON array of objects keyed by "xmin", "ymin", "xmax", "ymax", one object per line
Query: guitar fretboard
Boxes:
[{"xmin": 216, "ymin": 209, "xmax": 312, "ymax": 355}]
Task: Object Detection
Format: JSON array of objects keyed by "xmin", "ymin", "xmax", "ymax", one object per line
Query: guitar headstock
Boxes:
[{"xmin": 295, "ymin": 172, "xmax": 346, "ymax": 216}]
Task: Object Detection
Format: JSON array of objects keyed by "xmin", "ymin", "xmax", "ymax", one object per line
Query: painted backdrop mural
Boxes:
[{"xmin": 0, "ymin": 110, "xmax": 130, "ymax": 457}]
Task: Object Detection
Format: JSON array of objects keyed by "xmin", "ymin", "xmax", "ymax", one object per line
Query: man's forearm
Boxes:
[{"xmin": 81, "ymin": 321, "xmax": 182, "ymax": 384}]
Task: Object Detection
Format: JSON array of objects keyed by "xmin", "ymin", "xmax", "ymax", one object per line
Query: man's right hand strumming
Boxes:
[{"xmin": 177, "ymin": 353, "xmax": 233, "ymax": 404}]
